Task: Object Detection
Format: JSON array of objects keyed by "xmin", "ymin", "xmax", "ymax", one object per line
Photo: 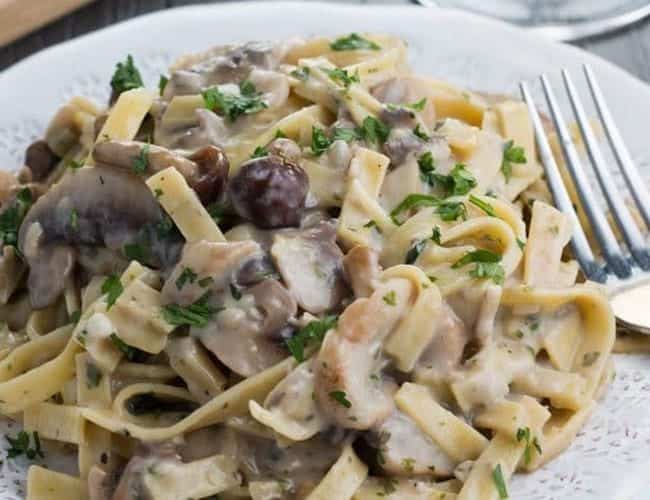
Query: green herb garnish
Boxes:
[
  {"xmin": 123, "ymin": 242, "xmax": 148, "ymax": 263},
  {"xmin": 332, "ymin": 127, "xmax": 363, "ymax": 142},
  {"xmin": 110, "ymin": 55, "xmax": 144, "ymax": 97},
  {"xmin": 405, "ymin": 240, "xmax": 426, "ymax": 265},
  {"xmin": 323, "ymin": 67, "xmax": 360, "ymax": 88},
  {"xmin": 413, "ymin": 124, "xmax": 429, "ymax": 141},
  {"xmin": 436, "ymin": 200, "xmax": 467, "ymax": 221},
  {"xmin": 66, "ymin": 159, "xmax": 83, "ymax": 170},
  {"xmin": 492, "ymin": 464, "xmax": 508, "ymax": 499},
  {"xmin": 101, "ymin": 275, "xmax": 123, "ymax": 310},
  {"xmin": 360, "ymin": 116, "xmax": 390, "ymax": 144},
  {"xmin": 452, "ymin": 249, "xmax": 504, "ymax": 285},
  {"xmin": 330, "ymin": 33, "xmax": 381, "ymax": 51},
  {"xmin": 311, "ymin": 126, "xmax": 332, "ymax": 156},
  {"xmin": 431, "ymin": 226, "xmax": 442, "ymax": 245},
  {"xmin": 516, "ymin": 238, "xmax": 526, "ymax": 251},
  {"xmin": 175, "ymin": 267, "xmax": 197, "ymax": 291},
  {"xmin": 418, "ymin": 151, "xmax": 436, "ymax": 185},
  {"xmin": 0, "ymin": 188, "xmax": 32, "ymax": 247},
  {"xmin": 109, "ymin": 333, "xmax": 140, "ymax": 361},
  {"xmin": 469, "ymin": 194, "xmax": 496, "ymax": 216},
  {"xmin": 132, "ymin": 143, "xmax": 149, "ymax": 175},
  {"xmin": 383, "ymin": 290, "xmax": 397, "ymax": 306},
  {"xmin": 158, "ymin": 75, "xmax": 169, "ymax": 96},
  {"xmin": 286, "ymin": 315, "xmax": 338, "ymax": 362},
  {"xmin": 582, "ymin": 351, "xmax": 600, "ymax": 367},
  {"xmin": 5, "ymin": 431, "xmax": 44, "ymax": 460},
  {"xmin": 161, "ymin": 295, "xmax": 219, "ymax": 328},
  {"xmin": 201, "ymin": 80, "xmax": 268, "ymax": 121},
  {"xmin": 329, "ymin": 390, "xmax": 352, "ymax": 408},
  {"xmin": 516, "ymin": 427, "xmax": 542, "ymax": 465},
  {"xmin": 229, "ymin": 283, "xmax": 242, "ymax": 301},
  {"xmin": 501, "ymin": 140, "xmax": 527, "ymax": 183},
  {"xmin": 290, "ymin": 66, "xmax": 310, "ymax": 81},
  {"xmin": 251, "ymin": 145, "xmax": 268, "ymax": 159}
]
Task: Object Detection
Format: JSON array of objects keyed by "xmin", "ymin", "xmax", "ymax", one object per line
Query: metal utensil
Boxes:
[
  {"xmin": 410, "ymin": 0, "xmax": 650, "ymax": 42},
  {"xmin": 521, "ymin": 66, "xmax": 650, "ymax": 334}
]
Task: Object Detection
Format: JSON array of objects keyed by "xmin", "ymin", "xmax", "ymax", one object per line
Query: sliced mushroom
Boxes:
[
  {"xmin": 266, "ymin": 137, "xmax": 302, "ymax": 164},
  {"xmin": 93, "ymin": 141, "xmax": 229, "ymax": 204},
  {"xmin": 162, "ymin": 240, "xmax": 262, "ymax": 306},
  {"xmin": 17, "ymin": 166, "xmax": 170, "ymax": 309},
  {"xmin": 382, "ymin": 127, "xmax": 425, "ymax": 167},
  {"xmin": 24, "ymin": 140, "xmax": 60, "ymax": 182},
  {"xmin": 315, "ymin": 278, "xmax": 412, "ymax": 429},
  {"xmin": 197, "ymin": 279, "xmax": 295, "ymax": 377},
  {"xmin": 343, "ymin": 245, "xmax": 381, "ymax": 298},
  {"xmin": 270, "ymin": 220, "xmax": 347, "ymax": 314},
  {"xmin": 370, "ymin": 409, "xmax": 455, "ymax": 477}
]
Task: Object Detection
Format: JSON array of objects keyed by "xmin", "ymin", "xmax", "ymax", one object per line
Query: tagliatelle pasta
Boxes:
[{"xmin": 0, "ymin": 32, "xmax": 616, "ymax": 500}]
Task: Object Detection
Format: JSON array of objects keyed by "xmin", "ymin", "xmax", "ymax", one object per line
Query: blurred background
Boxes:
[{"xmin": 1, "ymin": 0, "xmax": 649, "ymax": 82}]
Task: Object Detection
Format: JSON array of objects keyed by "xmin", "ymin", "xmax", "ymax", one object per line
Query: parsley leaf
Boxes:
[
  {"xmin": 158, "ymin": 75, "xmax": 169, "ymax": 96},
  {"xmin": 329, "ymin": 390, "xmax": 352, "ymax": 408},
  {"xmin": 206, "ymin": 203, "xmax": 226, "ymax": 225},
  {"xmin": 332, "ymin": 127, "xmax": 363, "ymax": 142},
  {"xmin": 162, "ymin": 295, "xmax": 219, "ymax": 328},
  {"xmin": 413, "ymin": 124, "xmax": 429, "ymax": 141},
  {"xmin": 5, "ymin": 431, "xmax": 44, "ymax": 460},
  {"xmin": 66, "ymin": 159, "xmax": 83, "ymax": 170},
  {"xmin": 469, "ymin": 194, "xmax": 496, "ymax": 216},
  {"xmin": 123, "ymin": 242, "xmax": 148, "ymax": 262},
  {"xmin": 230, "ymin": 283, "xmax": 242, "ymax": 300},
  {"xmin": 431, "ymin": 226, "xmax": 442, "ymax": 245},
  {"xmin": 516, "ymin": 427, "xmax": 542, "ymax": 465},
  {"xmin": 175, "ymin": 267, "xmax": 197, "ymax": 290},
  {"xmin": 418, "ymin": 151, "xmax": 436, "ymax": 185},
  {"xmin": 101, "ymin": 275, "xmax": 123, "ymax": 310},
  {"xmin": 109, "ymin": 333, "xmax": 140, "ymax": 361},
  {"xmin": 382, "ymin": 290, "xmax": 397, "ymax": 306},
  {"xmin": 582, "ymin": 351, "xmax": 600, "ymax": 367},
  {"xmin": 360, "ymin": 116, "xmax": 390, "ymax": 144},
  {"xmin": 251, "ymin": 145, "xmax": 268, "ymax": 159},
  {"xmin": 436, "ymin": 200, "xmax": 467, "ymax": 221},
  {"xmin": 492, "ymin": 464, "xmax": 508, "ymax": 499},
  {"xmin": 286, "ymin": 315, "xmax": 338, "ymax": 362},
  {"xmin": 201, "ymin": 80, "xmax": 268, "ymax": 121},
  {"xmin": 0, "ymin": 188, "xmax": 33, "ymax": 247},
  {"xmin": 110, "ymin": 55, "xmax": 144, "ymax": 97},
  {"xmin": 330, "ymin": 33, "xmax": 381, "ymax": 51},
  {"xmin": 132, "ymin": 143, "xmax": 149, "ymax": 175},
  {"xmin": 452, "ymin": 250, "xmax": 504, "ymax": 285},
  {"xmin": 311, "ymin": 126, "xmax": 332, "ymax": 156},
  {"xmin": 405, "ymin": 240, "xmax": 426, "ymax": 265},
  {"xmin": 446, "ymin": 164, "xmax": 477, "ymax": 196},
  {"xmin": 516, "ymin": 238, "xmax": 526, "ymax": 251},
  {"xmin": 290, "ymin": 66, "xmax": 310, "ymax": 81},
  {"xmin": 501, "ymin": 140, "xmax": 527, "ymax": 183},
  {"xmin": 323, "ymin": 67, "xmax": 360, "ymax": 88},
  {"xmin": 390, "ymin": 194, "xmax": 441, "ymax": 223}
]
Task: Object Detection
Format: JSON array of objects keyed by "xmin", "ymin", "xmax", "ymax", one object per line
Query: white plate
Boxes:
[{"xmin": 1, "ymin": 3, "xmax": 649, "ymax": 499}]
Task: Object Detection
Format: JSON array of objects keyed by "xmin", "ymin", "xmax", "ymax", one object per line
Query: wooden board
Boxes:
[{"xmin": 0, "ymin": 0, "xmax": 94, "ymax": 47}]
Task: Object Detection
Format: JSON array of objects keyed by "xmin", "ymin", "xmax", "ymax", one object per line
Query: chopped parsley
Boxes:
[
  {"xmin": 323, "ymin": 67, "xmax": 360, "ymax": 88},
  {"xmin": 452, "ymin": 249, "xmax": 505, "ymax": 285},
  {"xmin": 582, "ymin": 351, "xmax": 600, "ymax": 367},
  {"xmin": 406, "ymin": 98, "xmax": 426, "ymax": 111},
  {"xmin": 363, "ymin": 219, "xmax": 379, "ymax": 231},
  {"xmin": 175, "ymin": 267, "xmax": 197, "ymax": 290},
  {"xmin": 66, "ymin": 159, "xmax": 83, "ymax": 170},
  {"xmin": 0, "ymin": 188, "xmax": 33, "ymax": 247},
  {"xmin": 330, "ymin": 33, "xmax": 381, "ymax": 51},
  {"xmin": 469, "ymin": 194, "xmax": 496, "ymax": 216},
  {"xmin": 435, "ymin": 164, "xmax": 477, "ymax": 196},
  {"xmin": 162, "ymin": 295, "xmax": 219, "ymax": 328},
  {"xmin": 275, "ymin": 129, "xmax": 287, "ymax": 139},
  {"xmin": 69, "ymin": 310, "xmax": 81, "ymax": 324},
  {"xmin": 516, "ymin": 238, "xmax": 526, "ymax": 251},
  {"xmin": 436, "ymin": 200, "xmax": 467, "ymax": 221},
  {"xmin": 5, "ymin": 431, "xmax": 44, "ymax": 460},
  {"xmin": 329, "ymin": 390, "xmax": 352, "ymax": 408},
  {"xmin": 123, "ymin": 242, "xmax": 148, "ymax": 263},
  {"xmin": 101, "ymin": 275, "xmax": 123, "ymax": 310},
  {"xmin": 405, "ymin": 240, "xmax": 426, "ymax": 265},
  {"xmin": 290, "ymin": 66, "xmax": 310, "ymax": 81},
  {"xmin": 432, "ymin": 226, "xmax": 442, "ymax": 245},
  {"xmin": 311, "ymin": 126, "xmax": 332, "ymax": 155},
  {"xmin": 360, "ymin": 116, "xmax": 390, "ymax": 144},
  {"xmin": 132, "ymin": 143, "xmax": 149, "ymax": 175},
  {"xmin": 383, "ymin": 290, "xmax": 397, "ymax": 306},
  {"xmin": 390, "ymin": 194, "xmax": 440, "ymax": 223},
  {"xmin": 109, "ymin": 333, "xmax": 141, "ymax": 361},
  {"xmin": 158, "ymin": 75, "xmax": 169, "ymax": 95},
  {"xmin": 110, "ymin": 55, "xmax": 144, "ymax": 97},
  {"xmin": 251, "ymin": 145, "xmax": 268, "ymax": 159},
  {"xmin": 401, "ymin": 457, "xmax": 416, "ymax": 473},
  {"xmin": 229, "ymin": 283, "xmax": 242, "ymax": 300},
  {"xmin": 516, "ymin": 427, "xmax": 542, "ymax": 465},
  {"xmin": 198, "ymin": 276, "xmax": 213, "ymax": 288},
  {"xmin": 201, "ymin": 80, "xmax": 268, "ymax": 121},
  {"xmin": 413, "ymin": 124, "xmax": 429, "ymax": 141},
  {"xmin": 492, "ymin": 464, "xmax": 508, "ymax": 499},
  {"xmin": 332, "ymin": 127, "xmax": 363, "ymax": 142},
  {"xmin": 69, "ymin": 209, "xmax": 79, "ymax": 231},
  {"xmin": 501, "ymin": 140, "xmax": 527, "ymax": 183},
  {"xmin": 286, "ymin": 315, "xmax": 338, "ymax": 362},
  {"xmin": 206, "ymin": 203, "xmax": 226, "ymax": 225},
  {"xmin": 86, "ymin": 361, "xmax": 103, "ymax": 389},
  {"xmin": 418, "ymin": 151, "xmax": 436, "ymax": 185}
]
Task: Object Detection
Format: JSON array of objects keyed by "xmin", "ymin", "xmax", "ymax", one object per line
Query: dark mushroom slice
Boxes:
[
  {"xmin": 24, "ymin": 140, "xmax": 60, "ymax": 182},
  {"xmin": 265, "ymin": 137, "xmax": 302, "ymax": 164},
  {"xmin": 228, "ymin": 154, "xmax": 308, "ymax": 229},
  {"xmin": 368, "ymin": 409, "xmax": 455, "ymax": 478},
  {"xmin": 196, "ymin": 279, "xmax": 295, "ymax": 377},
  {"xmin": 270, "ymin": 220, "xmax": 347, "ymax": 314},
  {"xmin": 17, "ymin": 166, "xmax": 171, "ymax": 309},
  {"xmin": 93, "ymin": 140, "xmax": 229, "ymax": 204}
]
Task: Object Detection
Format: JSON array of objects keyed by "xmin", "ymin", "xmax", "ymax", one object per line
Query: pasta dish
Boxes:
[{"xmin": 0, "ymin": 33, "xmax": 614, "ymax": 499}]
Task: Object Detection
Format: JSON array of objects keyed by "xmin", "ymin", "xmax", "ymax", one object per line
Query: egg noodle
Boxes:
[{"xmin": 0, "ymin": 33, "xmax": 615, "ymax": 499}]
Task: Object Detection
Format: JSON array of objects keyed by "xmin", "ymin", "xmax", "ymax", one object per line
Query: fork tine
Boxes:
[
  {"xmin": 520, "ymin": 82, "xmax": 607, "ymax": 283},
  {"xmin": 584, "ymin": 64, "xmax": 650, "ymax": 230},
  {"xmin": 562, "ymin": 69, "xmax": 650, "ymax": 271},
  {"xmin": 540, "ymin": 73, "xmax": 631, "ymax": 279}
]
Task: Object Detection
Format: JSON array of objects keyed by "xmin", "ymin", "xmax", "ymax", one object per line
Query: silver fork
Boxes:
[{"xmin": 520, "ymin": 66, "xmax": 650, "ymax": 334}]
